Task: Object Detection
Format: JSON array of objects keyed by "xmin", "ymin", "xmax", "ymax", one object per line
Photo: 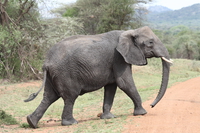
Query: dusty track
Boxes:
[
  {"xmin": 1, "ymin": 77, "xmax": 200, "ymax": 132},
  {"xmin": 124, "ymin": 76, "xmax": 200, "ymax": 133}
]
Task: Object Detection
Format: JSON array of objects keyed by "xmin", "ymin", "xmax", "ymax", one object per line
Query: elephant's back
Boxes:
[{"xmin": 45, "ymin": 33, "xmax": 119, "ymax": 64}]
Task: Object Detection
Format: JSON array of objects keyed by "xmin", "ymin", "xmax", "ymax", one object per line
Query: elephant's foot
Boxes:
[
  {"xmin": 133, "ymin": 107, "xmax": 147, "ymax": 116},
  {"xmin": 62, "ymin": 118, "xmax": 78, "ymax": 126},
  {"xmin": 27, "ymin": 115, "xmax": 38, "ymax": 129},
  {"xmin": 100, "ymin": 112, "xmax": 116, "ymax": 119}
]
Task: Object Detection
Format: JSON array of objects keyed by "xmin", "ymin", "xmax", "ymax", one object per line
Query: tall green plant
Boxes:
[
  {"xmin": 174, "ymin": 35, "xmax": 199, "ymax": 59},
  {"xmin": 0, "ymin": 110, "xmax": 18, "ymax": 125},
  {"xmin": 155, "ymin": 26, "xmax": 200, "ymax": 60},
  {"xmin": 61, "ymin": 0, "xmax": 150, "ymax": 34},
  {"xmin": 0, "ymin": 25, "xmax": 22, "ymax": 79},
  {"xmin": 97, "ymin": 0, "xmax": 136, "ymax": 33},
  {"xmin": 0, "ymin": 0, "xmax": 44, "ymax": 81},
  {"xmin": 0, "ymin": 0, "xmax": 85, "ymax": 81}
]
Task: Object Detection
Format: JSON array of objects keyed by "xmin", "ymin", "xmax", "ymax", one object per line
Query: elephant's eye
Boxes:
[{"xmin": 147, "ymin": 41, "xmax": 154, "ymax": 48}]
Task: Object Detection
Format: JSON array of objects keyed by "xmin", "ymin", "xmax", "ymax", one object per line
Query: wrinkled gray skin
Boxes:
[{"xmin": 25, "ymin": 26, "xmax": 171, "ymax": 128}]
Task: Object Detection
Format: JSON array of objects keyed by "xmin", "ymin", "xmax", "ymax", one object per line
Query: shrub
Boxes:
[{"xmin": 0, "ymin": 110, "xmax": 18, "ymax": 125}]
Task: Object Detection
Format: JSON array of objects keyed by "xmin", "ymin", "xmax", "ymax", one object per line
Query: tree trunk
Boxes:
[{"xmin": 0, "ymin": 0, "xmax": 9, "ymax": 26}]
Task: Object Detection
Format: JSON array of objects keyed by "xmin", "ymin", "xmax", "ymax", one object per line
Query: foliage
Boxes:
[
  {"xmin": 95, "ymin": 0, "xmax": 136, "ymax": 33},
  {"xmin": 153, "ymin": 25, "xmax": 200, "ymax": 60},
  {"xmin": 0, "ymin": 0, "xmax": 39, "ymax": 25},
  {"xmin": 41, "ymin": 17, "xmax": 84, "ymax": 47},
  {"xmin": 63, "ymin": 5, "xmax": 79, "ymax": 17},
  {"xmin": 0, "ymin": 0, "xmax": 44, "ymax": 81},
  {"xmin": 0, "ymin": 25, "xmax": 21, "ymax": 79},
  {"xmin": 20, "ymin": 123, "xmax": 31, "ymax": 128},
  {"xmin": 0, "ymin": 0, "xmax": 84, "ymax": 81},
  {"xmin": 60, "ymin": 0, "xmax": 151, "ymax": 34},
  {"xmin": 0, "ymin": 110, "xmax": 18, "ymax": 125}
]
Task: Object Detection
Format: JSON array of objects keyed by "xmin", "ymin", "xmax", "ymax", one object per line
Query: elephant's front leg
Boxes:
[
  {"xmin": 61, "ymin": 97, "xmax": 78, "ymax": 126},
  {"xmin": 115, "ymin": 65, "xmax": 147, "ymax": 116},
  {"xmin": 122, "ymin": 83, "xmax": 147, "ymax": 116},
  {"xmin": 100, "ymin": 83, "xmax": 117, "ymax": 119}
]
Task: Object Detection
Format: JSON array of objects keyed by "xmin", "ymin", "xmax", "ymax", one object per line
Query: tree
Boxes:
[
  {"xmin": 0, "ymin": 0, "xmax": 38, "ymax": 26},
  {"xmin": 96, "ymin": 0, "xmax": 136, "ymax": 33},
  {"xmin": 0, "ymin": 0, "xmax": 85, "ymax": 81},
  {"xmin": 169, "ymin": 25, "xmax": 190, "ymax": 35},
  {"xmin": 173, "ymin": 34, "xmax": 199, "ymax": 59},
  {"xmin": 62, "ymin": 0, "xmax": 151, "ymax": 34},
  {"xmin": 0, "ymin": 0, "xmax": 9, "ymax": 26},
  {"xmin": 0, "ymin": 0, "xmax": 43, "ymax": 80},
  {"xmin": 153, "ymin": 25, "xmax": 200, "ymax": 60}
]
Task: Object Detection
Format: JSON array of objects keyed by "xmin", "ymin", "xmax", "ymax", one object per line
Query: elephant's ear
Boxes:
[{"xmin": 116, "ymin": 30, "xmax": 147, "ymax": 65}]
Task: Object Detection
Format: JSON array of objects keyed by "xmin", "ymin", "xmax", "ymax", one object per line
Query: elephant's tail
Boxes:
[{"xmin": 24, "ymin": 70, "xmax": 47, "ymax": 102}]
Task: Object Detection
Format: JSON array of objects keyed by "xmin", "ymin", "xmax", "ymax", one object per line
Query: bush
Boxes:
[
  {"xmin": 61, "ymin": 0, "xmax": 139, "ymax": 34},
  {"xmin": 191, "ymin": 61, "xmax": 200, "ymax": 72},
  {"xmin": 20, "ymin": 123, "xmax": 31, "ymax": 128},
  {"xmin": 0, "ymin": 110, "xmax": 18, "ymax": 125},
  {"xmin": 63, "ymin": 7, "xmax": 79, "ymax": 17},
  {"xmin": 0, "ymin": 25, "xmax": 22, "ymax": 80},
  {"xmin": 0, "ymin": 0, "xmax": 85, "ymax": 82}
]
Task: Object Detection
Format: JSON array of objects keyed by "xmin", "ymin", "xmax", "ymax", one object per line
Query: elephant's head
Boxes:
[{"xmin": 116, "ymin": 26, "xmax": 173, "ymax": 107}]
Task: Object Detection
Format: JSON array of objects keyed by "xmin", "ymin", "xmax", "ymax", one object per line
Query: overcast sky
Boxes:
[{"xmin": 59, "ymin": 0, "xmax": 200, "ymax": 10}]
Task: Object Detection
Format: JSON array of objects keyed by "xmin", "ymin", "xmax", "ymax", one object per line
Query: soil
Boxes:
[
  {"xmin": 123, "ymin": 76, "xmax": 200, "ymax": 133},
  {"xmin": 1, "ymin": 77, "xmax": 200, "ymax": 133}
]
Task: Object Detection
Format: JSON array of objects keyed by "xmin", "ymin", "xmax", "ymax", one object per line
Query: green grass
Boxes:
[
  {"xmin": 0, "ymin": 110, "xmax": 18, "ymax": 125},
  {"xmin": 19, "ymin": 123, "xmax": 31, "ymax": 128},
  {"xmin": 0, "ymin": 58, "xmax": 200, "ymax": 132}
]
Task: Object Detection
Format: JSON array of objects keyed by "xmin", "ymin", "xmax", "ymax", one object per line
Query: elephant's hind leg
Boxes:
[
  {"xmin": 61, "ymin": 93, "xmax": 78, "ymax": 126},
  {"xmin": 27, "ymin": 78, "xmax": 59, "ymax": 128},
  {"xmin": 100, "ymin": 83, "xmax": 117, "ymax": 119}
]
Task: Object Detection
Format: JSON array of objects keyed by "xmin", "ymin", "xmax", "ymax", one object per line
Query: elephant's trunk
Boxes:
[{"xmin": 150, "ymin": 58, "xmax": 170, "ymax": 107}]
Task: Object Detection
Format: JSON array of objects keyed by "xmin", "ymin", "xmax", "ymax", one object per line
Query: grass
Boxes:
[
  {"xmin": 0, "ymin": 58, "xmax": 200, "ymax": 132},
  {"xmin": 0, "ymin": 110, "xmax": 18, "ymax": 125},
  {"xmin": 19, "ymin": 123, "xmax": 31, "ymax": 128}
]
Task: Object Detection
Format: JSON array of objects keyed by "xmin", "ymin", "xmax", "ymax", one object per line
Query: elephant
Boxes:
[{"xmin": 24, "ymin": 26, "xmax": 172, "ymax": 128}]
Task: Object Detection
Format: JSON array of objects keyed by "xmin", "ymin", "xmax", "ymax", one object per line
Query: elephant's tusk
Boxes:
[{"xmin": 161, "ymin": 57, "xmax": 173, "ymax": 64}]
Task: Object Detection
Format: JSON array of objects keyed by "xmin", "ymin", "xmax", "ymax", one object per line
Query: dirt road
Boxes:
[
  {"xmin": 1, "ymin": 77, "xmax": 200, "ymax": 133},
  {"xmin": 124, "ymin": 76, "xmax": 200, "ymax": 133}
]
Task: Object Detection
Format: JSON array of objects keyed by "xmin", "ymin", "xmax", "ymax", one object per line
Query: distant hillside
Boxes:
[
  {"xmin": 147, "ymin": 3, "xmax": 200, "ymax": 30},
  {"xmin": 148, "ymin": 5, "xmax": 172, "ymax": 13}
]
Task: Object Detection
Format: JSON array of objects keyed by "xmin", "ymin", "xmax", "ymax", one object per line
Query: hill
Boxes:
[
  {"xmin": 147, "ymin": 3, "xmax": 200, "ymax": 30},
  {"xmin": 148, "ymin": 5, "xmax": 172, "ymax": 13}
]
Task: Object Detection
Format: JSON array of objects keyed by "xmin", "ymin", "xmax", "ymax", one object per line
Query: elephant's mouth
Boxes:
[{"xmin": 145, "ymin": 51, "xmax": 157, "ymax": 58}]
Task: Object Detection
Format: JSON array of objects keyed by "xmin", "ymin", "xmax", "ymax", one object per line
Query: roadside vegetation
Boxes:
[
  {"xmin": 1, "ymin": 0, "xmax": 200, "ymax": 132},
  {"xmin": 0, "ymin": 110, "xmax": 18, "ymax": 125},
  {"xmin": 0, "ymin": 0, "xmax": 84, "ymax": 81},
  {"xmin": 154, "ymin": 25, "xmax": 200, "ymax": 60},
  {"xmin": 0, "ymin": 59, "xmax": 200, "ymax": 132}
]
